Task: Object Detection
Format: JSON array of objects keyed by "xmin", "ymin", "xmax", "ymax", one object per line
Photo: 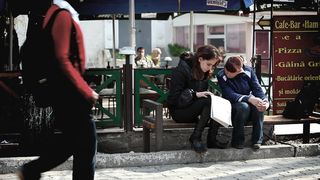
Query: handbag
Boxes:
[
  {"xmin": 282, "ymin": 100, "xmax": 307, "ymax": 119},
  {"xmin": 177, "ymin": 88, "xmax": 195, "ymax": 108},
  {"xmin": 283, "ymin": 81, "xmax": 320, "ymax": 119}
]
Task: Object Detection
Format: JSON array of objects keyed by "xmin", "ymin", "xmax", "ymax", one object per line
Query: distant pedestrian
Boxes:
[
  {"xmin": 217, "ymin": 56, "xmax": 269, "ymax": 149},
  {"xmin": 134, "ymin": 47, "xmax": 154, "ymax": 68},
  {"xmin": 150, "ymin": 47, "xmax": 162, "ymax": 68},
  {"xmin": 17, "ymin": 0, "xmax": 98, "ymax": 179}
]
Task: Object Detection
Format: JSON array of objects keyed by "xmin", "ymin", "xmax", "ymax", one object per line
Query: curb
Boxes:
[{"xmin": 0, "ymin": 144, "xmax": 319, "ymax": 174}]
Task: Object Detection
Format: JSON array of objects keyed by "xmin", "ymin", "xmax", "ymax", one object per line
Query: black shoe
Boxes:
[
  {"xmin": 189, "ymin": 137, "xmax": 207, "ymax": 153},
  {"xmin": 252, "ymin": 143, "xmax": 261, "ymax": 149},
  {"xmin": 231, "ymin": 143, "xmax": 244, "ymax": 149},
  {"xmin": 207, "ymin": 140, "xmax": 229, "ymax": 149},
  {"xmin": 17, "ymin": 166, "xmax": 41, "ymax": 180}
]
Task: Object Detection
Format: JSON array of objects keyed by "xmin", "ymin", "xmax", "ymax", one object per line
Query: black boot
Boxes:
[
  {"xmin": 207, "ymin": 120, "xmax": 229, "ymax": 149},
  {"xmin": 189, "ymin": 106, "xmax": 211, "ymax": 153},
  {"xmin": 189, "ymin": 128, "xmax": 207, "ymax": 153}
]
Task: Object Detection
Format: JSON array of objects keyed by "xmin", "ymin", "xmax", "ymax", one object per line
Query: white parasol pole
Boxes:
[
  {"xmin": 189, "ymin": 11, "xmax": 194, "ymax": 52},
  {"xmin": 129, "ymin": 0, "xmax": 135, "ymax": 64},
  {"xmin": 112, "ymin": 14, "xmax": 116, "ymax": 67}
]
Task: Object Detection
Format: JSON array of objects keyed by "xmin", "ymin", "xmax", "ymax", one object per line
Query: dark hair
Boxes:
[
  {"xmin": 191, "ymin": 45, "xmax": 221, "ymax": 80},
  {"xmin": 180, "ymin": 51, "xmax": 193, "ymax": 60},
  {"xmin": 65, "ymin": 0, "xmax": 83, "ymax": 7},
  {"xmin": 225, "ymin": 56, "xmax": 243, "ymax": 73},
  {"xmin": 136, "ymin": 47, "xmax": 144, "ymax": 52},
  {"xmin": 27, "ymin": 0, "xmax": 52, "ymax": 15}
]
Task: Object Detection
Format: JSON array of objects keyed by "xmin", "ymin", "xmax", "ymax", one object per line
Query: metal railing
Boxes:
[
  {"xmin": 85, "ymin": 68, "xmax": 222, "ymax": 129},
  {"xmin": 84, "ymin": 68, "xmax": 122, "ymax": 128},
  {"xmin": 134, "ymin": 68, "xmax": 172, "ymax": 126}
]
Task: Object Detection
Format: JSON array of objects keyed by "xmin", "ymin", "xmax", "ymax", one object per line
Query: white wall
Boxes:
[
  {"xmin": 80, "ymin": 20, "xmax": 119, "ymax": 68},
  {"xmin": 81, "ymin": 19, "xmax": 172, "ymax": 68},
  {"xmin": 172, "ymin": 13, "xmax": 251, "ymax": 27},
  {"xmin": 80, "ymin": 20, "xmax": 108, "ymax": 68},
  {"xmin": 151, "ymin": 19, "xmax": 173, "ymax": 56}
]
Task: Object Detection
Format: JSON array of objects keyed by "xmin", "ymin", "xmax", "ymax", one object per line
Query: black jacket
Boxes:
[{"xmin": 167, "ymin": 58, "xmax": 209, "ymax": 109}]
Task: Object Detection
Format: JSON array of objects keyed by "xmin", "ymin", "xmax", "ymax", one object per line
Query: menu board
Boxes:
[{"xmin": 272, "ymin": 15, "xmax": 320, "ymax": 114}]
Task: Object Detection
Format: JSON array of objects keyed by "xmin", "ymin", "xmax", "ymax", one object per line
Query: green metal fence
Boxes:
[
  {"xmin": 85, "ymin": 68, "xmax": 122, "ymax": 128},
  {"xmin": 85, "ymin": 68, "xmax": 222, "ymax": 128},
  {"xmin": 134, "ymin": 68, "xmax": 172, "ymax": 126}
]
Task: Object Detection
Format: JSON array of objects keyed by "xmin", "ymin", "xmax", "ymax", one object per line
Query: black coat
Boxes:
[{"xmin": 167, "ymin": 58, "xmax": 209, "ymax": 109}]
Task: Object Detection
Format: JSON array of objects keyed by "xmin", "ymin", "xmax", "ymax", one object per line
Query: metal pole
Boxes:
[
  {"xmin": 112, "ymin": 14, "xmax": 116, "ymax": 67},
  {"xmin": 9, "ymin": 12, "xmax": 13, "ymax": 71},
  {"xmin": 189, "ymin": 11, "xmax": 194, "ymax": 52},
  {"xmin": 251, "ymin": 0, "xmax": 257, "ymax": 59},
  {"xmin": 129, "ymin": 0, "xmax": 136, "ymax": 62},
  {"xmin": 318, "ymin": 0, "xmax": 319, "ymax": 15},
  {"xmin": 123, "ymin": 0, "xmax": 135, "ymax": 131},
  {"xmin": 255, "ymin": 54, "xmax": 262, "ymax": 84},
  {"xmin": 123, "ymin": 55, "xmax": 133, "ymax": 132}
]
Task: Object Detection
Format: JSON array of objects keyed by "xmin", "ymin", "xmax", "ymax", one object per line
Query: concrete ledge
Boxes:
[{"xmin": 0, "ymin": 144, "xmax": 319, "ymax": 174}]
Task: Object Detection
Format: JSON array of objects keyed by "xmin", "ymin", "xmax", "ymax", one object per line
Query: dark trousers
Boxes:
[
  {"xmin": 171, "ymin": 97, "xmax": 211, "ymax": 123},
  {"xmin": 22, "ymin": 103, "xmax": 97, "ymax": 180},
  {"xmin": 170, "ymin": 97, "xmax": 221, "ymax": 127},
  {"xmin": 231, "ymin": 102, "xmax": 264, "ymax": 146}
]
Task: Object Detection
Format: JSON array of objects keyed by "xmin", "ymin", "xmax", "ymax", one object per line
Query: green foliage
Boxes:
[
  {"xmin": 168, "ymin": 43, "xmax": 189, "ymax": 57},
  {"xmin": 145, "ymin": 55, "xmax": 152, "ymax": 60},
  {"xmin": 115, "ymin": 49, "xmax": 125, "ymax": 59}
]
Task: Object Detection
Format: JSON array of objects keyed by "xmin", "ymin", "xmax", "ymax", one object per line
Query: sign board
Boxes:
[
  {"xmin": 272, "ymin": 15, "xmax": 320, "ymax": 114},
  {"xmin": 206, "ymin": 0, "xmax": 228, "ymax": 8},
  {"xmin": 257, "ymin": 16, "xmax": 271, "ymax": 29},
  {"xmin": 273, "ymin": 0, "xmax": 294, "ymax": 2}
]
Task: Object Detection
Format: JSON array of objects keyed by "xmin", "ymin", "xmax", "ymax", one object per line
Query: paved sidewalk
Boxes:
[
  {"xmin": 1, "ymin": 144, "xmax": 320, "ymax": 179},
  {"xmin": 0, "ymin": 156, "xmax": 320, "ymax": 179}
]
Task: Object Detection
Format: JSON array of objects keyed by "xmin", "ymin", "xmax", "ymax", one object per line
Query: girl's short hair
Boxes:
[{"xmin": 225, "ymin": 56, "xmax": 243, "ymax": 73}]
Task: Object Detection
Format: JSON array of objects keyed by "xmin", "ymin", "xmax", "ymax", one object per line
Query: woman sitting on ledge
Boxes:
[{"xmin": 167, "ymin": 45, "xmax": 228, "ymax": 153}]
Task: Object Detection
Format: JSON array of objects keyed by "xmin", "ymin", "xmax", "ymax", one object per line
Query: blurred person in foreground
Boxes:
[
  {"xmin": 217, "ymin": 56, "xmax": 269, "ymax": 150},
  {"xmin": 167, "ymin": 45, "xmax": 229, "ymax": 153},
  {"xmin": 17, "ymin": 0, "xmax": 99, "ymax": 179}
]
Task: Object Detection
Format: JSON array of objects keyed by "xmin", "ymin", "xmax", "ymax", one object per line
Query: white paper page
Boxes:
[{"xmin": 210, "ymin": 94, "xmax": 232, "ymax": 128}]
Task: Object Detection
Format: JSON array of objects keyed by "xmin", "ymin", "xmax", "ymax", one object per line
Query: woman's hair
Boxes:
[
  {"xmin": 151, "ymin": 48, "xmax": 161, "ymax": 56},
  {"xmin": 191, "ymin": 45, "xmax": 221, "ymax": 80},
  {"xmin": 225, "ymin": 56, "xmax": 243, "ymax": 73},
  {"xmin": 151, "ymin": 48, "xmax": 161, "ymax": 66}
]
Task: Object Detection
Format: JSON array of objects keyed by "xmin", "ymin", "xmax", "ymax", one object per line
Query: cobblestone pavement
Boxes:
[{"xmin": 1, "ymin": 156, "xmax": 319, "ymax": 180}]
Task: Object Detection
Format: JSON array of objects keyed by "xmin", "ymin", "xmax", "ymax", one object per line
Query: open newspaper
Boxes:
[{"xmin": 210, "ymin": 94, "xmax": 232, "ymax": 128}]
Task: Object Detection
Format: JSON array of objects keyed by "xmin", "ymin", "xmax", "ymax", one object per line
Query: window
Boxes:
[
  {"xmin": 207, "ymin": 25, "xmax": 225, "ymax": 51},
  {"xmin": 173, "ymin": 23, "xmax": 247, "ymax": 55},
  {"xmin": 226, "ymin": 24, "xmax": 246, "ymax": 53},
  {"xmin": 255, "ymin": 31, "xmax": 270, "ymax": 74},
  {"xmin": 174, "ymin": 26, "xmax": 189, "ymax": 49},
  {"xmin": 194, "ymin": 25, "xmax": 204, "ymax": 50}
]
